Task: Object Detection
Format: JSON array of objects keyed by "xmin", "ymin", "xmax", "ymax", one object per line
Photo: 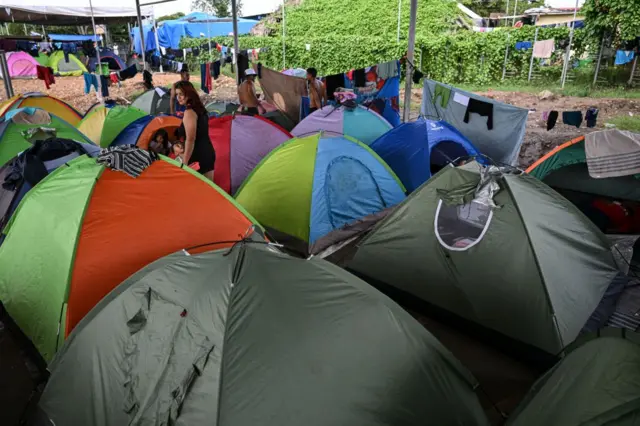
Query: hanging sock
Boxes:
[{"xmin": 547, "ymin": 111, "xmax": 559, "ymax": 131}]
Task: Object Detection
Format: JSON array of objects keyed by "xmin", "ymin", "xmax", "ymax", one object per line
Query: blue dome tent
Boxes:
[
  {"xmin": 370, "ymin": 118, "xmax": 480, "ymax": 193},
  {"xmin": 88, "ymin": 48, "xmax": 126, "ymax": 72}
]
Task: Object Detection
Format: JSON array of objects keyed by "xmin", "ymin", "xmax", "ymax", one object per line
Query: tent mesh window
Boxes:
[{"xmin": 435, "ymin": 200, "xmax": 493, "ymax": 251}]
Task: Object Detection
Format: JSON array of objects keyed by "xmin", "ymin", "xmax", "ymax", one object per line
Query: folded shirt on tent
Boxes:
[
  {"xmin": 533, "ymin": 39, "xmax": 555, "ymax": 59},
  {"xmin": 615, "ymin": 50, "xmax": 635, "ymax": 66},
  {"xmin": 97, "ymin": 146, "xmax": 158, "ymax": 178}
]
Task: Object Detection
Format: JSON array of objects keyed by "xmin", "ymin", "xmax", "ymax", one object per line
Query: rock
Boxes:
[{"xmin": 538, "ymin": 90, "xmax": 556, "ymax": 100}]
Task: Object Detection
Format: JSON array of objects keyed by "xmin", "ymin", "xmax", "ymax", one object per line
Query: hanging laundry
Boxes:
[
  {"xmin": 97, "ymin": 145, "xmax": 158, "ymax": 178},
  {"xmin": 547, "ymin": 111, "xmax": 558, "ymax": 131},
  {"xmin": 0, "ymin": 39, "xmax": 16, "ymax": 51},
  {"xmin": 325, "ymin": 73, "xmax": 346, "ymax": 101},
  {"xmin": 377, "ymin": 61, "xmax": 398, "ymax": 80},
  {"xmin": 256, "ymin": 62, "xmax": 262, "ymax": 79},
  {"xmin": 412, "ymin": 68, "xmax": 424, "ymax": 84},
  {"xmin": 353, "ymin": 68, "xmax": 366, "ymax": 87},
  {"xmin": 464, "ymin": 98, "xmax": 494, "ymax": 130},
  {"xmin": 61, "ymin": 42, "xmax": 77, "ymax": 63},
  {"xmin": 216, "ymin": 44, "xmax": 222, "ymax": 52},
  {"xmin": 83, "ymin": 73, "xmax": 99, "ymax": 94},
  {"xmin": 615, "ymin": 51, "xmax": 635, "ymax": 66},
  {"xmin": 453, "ymin": 92, "xmax": 470, "ymax": 107},
  {"xmin": 212, "ymin": 60, "xmax": 221, "ymax": 80},
  {"xmin": 99, "ymin": 75, "xmax": 109, "ymax": 98},
  {"xmin": 143, "ymin": 71, "xmax": 153, "ymax": 90},
  {"xmin": 515, "ymin": 41, "xmax": 532, "ymax": 51},
  {"xmin": 541, "ymin": 111, "xmax": 549, "ymax": 122},
  {"xmin": 237, "ymin": 52, "xmax": 250, "ymax": 82},
  {"xmin": 118, "ymin": 64, "xmax": 138, "ymax": 81},
  {"xmin": 36, "ymin": 66, "xmax": 55, "ymax": 90},
  {"xmin": 562, "ymin": 111, "xmax": 583, "ymax": 128},
  {"xmin": 200, "ymin": 63, "xmax": 212, "ymax": 94},
  {"xmin": 433, "ymin": 84, "xmax": 451, "ymax": 108},
  {"xmin": 109, "ymin": 73, "xmax": 119, "ymax": 84},
  {"xmin": 300, "ymin": 96, "xmax": 311, "ymax": 121},
  {"xmin": 176, "ymin": 62, "xmax": 183, "ymax": 72},
  {"xmin": 533, "ymin": 39, "xmax": 555, "ymax": 59},
  {"xmin": 586, "ymin": 108, "xmax": 599, "ymax": 128}
]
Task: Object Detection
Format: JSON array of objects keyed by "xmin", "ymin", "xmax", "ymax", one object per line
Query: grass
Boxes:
[
  {"xmin": 607, "ymin": 116, "xmax": 640, "ymax": 132},
  {"xmin": 456, "ymin": 83, "xmax": 640, "ymax": 99}
]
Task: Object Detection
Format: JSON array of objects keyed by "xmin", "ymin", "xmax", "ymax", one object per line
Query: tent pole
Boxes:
[
  {"xmin": 232, "ymin": 0, "xmax": 240, "ymax": 85},
  {"xmin": 135, "ymin": 0, "xmax": 147, "ymax": 71},
  {"xmin": 0, "ymin": 51, "xmax": 14, "ymax": 98},
  {"xmin": 153, "ymin": 10, "xmax": 163, "ymax": 72},
  {"xmin": 282, "ymin": 0, "xmax": 286, "ymax": 70},
  {"xmin": 593, "ymin": 32, "xmax": 605, "ymax": 86},
  {"xmin": 402, "ymin": 0, "xmax": 418, "ymax": 123},
  {"xmin": 396, "ymin": 0, "xmax": 402, "ymax": 43},
  {"xmin": 528, "ymin": 26, "xmax": 538, "ymax": 82},
  {"xmin": 561, "ymin": 0, "xmax": 579, "ymax": 88},
  {"xmin": 88, "ymin": 0, "xmax": 104, "ymax": 104},
  {"xmin": 512, "ymin": 0, "xmax": 518, "ymax": 26}
]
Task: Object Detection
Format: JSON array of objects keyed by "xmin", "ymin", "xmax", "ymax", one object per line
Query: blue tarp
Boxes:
[
  {"xmin": 131, "ymin": 14, "xmax": 258, "ymax": 54},
  {"xmin": 48, "ymin": 34, "xmax": 102, "ymax": 42},
  {"xmin": 370, "ymin": 118, "xmax": 480, "ymax": 193}
]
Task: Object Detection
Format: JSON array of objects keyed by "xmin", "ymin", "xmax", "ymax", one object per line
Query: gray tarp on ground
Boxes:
[
  {"xmin": 421, "ymin": 80, "xmax": 528, "ymax": 165},
  {"xmin": 37, "ymin": 244, "xmax": 489, "ymax": 426}
]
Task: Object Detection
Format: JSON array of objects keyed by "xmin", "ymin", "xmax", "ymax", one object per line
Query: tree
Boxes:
[
  {"xmin": 158, "ymin": 12, "xmax": 186, "ymax": 22},
  {"xmin": 582, "ymin": 0, "xmax": 640, "ymax": 42},
  {"xmin": 191, "ymin": 0, "xmax": 243, "ymax": 18},
  {"xmin": 461, "ymin": 0, "xmax": 544, "ymax": 18}
]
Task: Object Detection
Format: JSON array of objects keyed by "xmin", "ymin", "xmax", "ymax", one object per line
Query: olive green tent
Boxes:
[
  {"xmin": 346, "ymin": 162, "xmax": 623, "ymax": 355},
  {"xmin": 507, "ymin": 329, "xmax": 640, "ymax": 426},
  {"xmin": 37, "ymin": 244, "xmax": 489, "ymax": 426},
  {"xmin": 131, "ymin": 89, "xmax": 171, "ymax": 116},
  {"xmin": 48, "ymin": 51, "xmax": 88, "ymax": 77}
]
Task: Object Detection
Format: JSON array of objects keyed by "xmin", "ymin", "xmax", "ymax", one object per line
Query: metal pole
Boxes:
[
  {"xmin": 0, "ymin": 51, "xmax": 14, "ymax": 98},
  {"xmin": 528, "ymin": 26, "xmax": 539, "ymax": 82},
  {"xmin": 232, "ymin": 0, "xmax": 240, "ymax": 85},
  {"xmin": 396, "ymin": 0, "xmax": 402, "ymax": 43},
  {"xmin": 629, "ymin": 56, "xmax": 638, "ymax": 85},
  {"xmin": 505, "ymin": 0, "xmax": 510, "ymax": 27},
  {"xmin": 512, "ymin": 0, "xmax": 518, "ymax": 26},
  {"xmin": 593, "ymin": 33, "xmax": 605, "ymax": 86},
  {"xmin": 282, "ymin": 0, "xmax": 286, "ymax": 70},
  {"xmin": 561, "ymin": 0, "xmax": 579, "ymax": 88},
  {"xmin": 127, "ymin": 22, "xmax": 133, "ymax": 51},
  {"xmin": 152, "ymin": 11, "xmax": 163, "ymax": 72},
  {"xmin": 402, "ymin": 0, "xmax": 418, "ymax": 123},
  {"xmin": 88, "ymin": 0, "xmax": 104, "ymax": 103},
  {"xmin": 41, "ymin": 25, "xmax": 46, "ymax": 38},
  {"xmin": 23, "ymin": 24, "xmax": 27, "ymax": 36},
  {"xmin": 502, "ymin": 33, "xmax": 510, "ymax": 80},
  {"xmin": 135, "ymin": 0, "xmax": 146, "ymax": 71}
]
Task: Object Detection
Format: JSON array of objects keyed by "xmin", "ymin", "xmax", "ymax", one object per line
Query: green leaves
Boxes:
[{"xmin": 583, "ymin": 0, "xmax": 640, "ymax": 43}]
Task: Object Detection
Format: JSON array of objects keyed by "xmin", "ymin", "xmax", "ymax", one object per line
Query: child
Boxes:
[
  {"xmin": 170, "ymin": 142, "xmax": 185, "ymax": 160},
  {"xmin": 150, "ymin": 129, "xmax": 169, "ymax": 155}
]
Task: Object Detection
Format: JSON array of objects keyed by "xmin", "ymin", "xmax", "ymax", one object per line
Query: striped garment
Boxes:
[
  {"xmin": 586, "ymin": 130, "xmax": 640, "ymax": 178},
  {"xmin": 97, "ymin": 145, "xmax": 158, "ymax": 178}
]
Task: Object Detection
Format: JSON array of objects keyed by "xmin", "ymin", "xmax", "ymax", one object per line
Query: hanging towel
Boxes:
[
  {"xmin": 515, "ymin": 41, "xmax": 532, "ymax": 51},
  {"xmin": 110, "ymin": 72, "xmax": 119, "ymax": 84},
  {"xmin": 586, "ymin": 107, "xmax": 599, "ymax": 128},
  {"xmin": 325, "ymin": 73, "xmax": 345, "ymax": 101},
  {"xmin": 83, "ymin": 73, "xmax": 98, "ymax": 94},
  {"xmin": 36, "ymin": 66, "xmax": 55, "ymax": 89},
  {"xmin": 99, "ymin": 75, "xmax": 109, "ymax": 98},
  {"xmin": 353, "ymin": 68, "xmax": 366, "ymax": 87},
  {"xmin": 433, "ymin": 84, "xmax": 451, "ymax": 108},
  {"xmin": 585, "ymin": 130, "xmax": 640, "ymax": 178},
  {"xmin": 97, "ymin": 145, "xmax": 158, "ymax": 178},
  {"xmin": 212, "ymin": 60, "xmax": 221, "ymax": 80},
  {"xmin": 547, "ymin": 111, "xmax": 558, "ymax": 131},
  {"xmin": 464, "ymin": 98, "xmax": 494, "ymax": 130},
  {"xmin": 119, "ymin": 64, "xmax": 138, "ymax": 81},
  {"xmin": 615, "ymin": 50, "xmax": 635, "ymax": 66},
  {"xmin": 533, "ymin": 39, "xmax": 555, "ymax": 59},
  {"xmin": 377, "ymin": 61, "xmax": 398, "ymax": 80},
  {"xmin": 562, "ymin": 111, "xmax": 583, "ymax": 128}
]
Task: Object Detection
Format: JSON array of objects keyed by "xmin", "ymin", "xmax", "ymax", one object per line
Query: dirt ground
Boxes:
[{"xmin": 2, "ymin": 75, "xmax": 639, "ymax": 168}]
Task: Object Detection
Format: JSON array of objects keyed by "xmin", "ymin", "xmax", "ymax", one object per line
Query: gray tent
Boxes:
[
  {"xmin": 421, "ymin": 79, "xmax": 528, "ymax": 165},
  {"xmin": 131, "ymin": 88, "xmax": 171, "ymax": 116},
  {"xmin": 507, "ymin": 329, "xmax": 640, "ymax": 426},
  {"xmin": 36, "ymin": 244, "xmax": 489, "ymax": 426},
  {"xmin": 346, "ymin": 162, "xmax": 624, "ymax": 355}
]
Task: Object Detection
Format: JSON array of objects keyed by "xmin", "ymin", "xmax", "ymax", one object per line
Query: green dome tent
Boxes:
[
  {"xmin": 131, "ymin": 88, "xmax": 171, "ymax": 116},
  {"xmin": 77, "ymin": 105, "xmax": 147, "ymax": 148},
  {"xmin": 346, "ymin": 162, "xmax": 623, "ymax": 355},
  {"xmin": 507, "ymin": 329, "xmax": 640, "ymax": 426},
  {"xmin": 48, "ymin": 50, "xmax": 88, "ymax": 77},
  {"xmin": 36, "ymin": 244, "xmax": 489, "ymax": 426}
]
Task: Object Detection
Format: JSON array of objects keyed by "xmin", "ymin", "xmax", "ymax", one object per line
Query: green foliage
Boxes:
[
  {"xmin": 158, "ymin": 12, "xmax": 186, "ymax": 22},
  {"xmin": 582, "ymin": 0, "xmax": 640, "ymax": 43},
  {"xmin": 608, "ymin": 116, "xmax": 640, "ymax": 132}
]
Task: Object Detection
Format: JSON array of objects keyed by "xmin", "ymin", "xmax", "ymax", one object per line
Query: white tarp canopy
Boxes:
[{"xmin": 0, "ymin": 0, "xmax": 153, "ymax": 25}]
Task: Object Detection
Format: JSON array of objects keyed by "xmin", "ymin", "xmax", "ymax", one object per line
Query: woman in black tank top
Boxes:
[{"xmin": 175, "ymin": 81, "xmax": 216, "ymax": 180}]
